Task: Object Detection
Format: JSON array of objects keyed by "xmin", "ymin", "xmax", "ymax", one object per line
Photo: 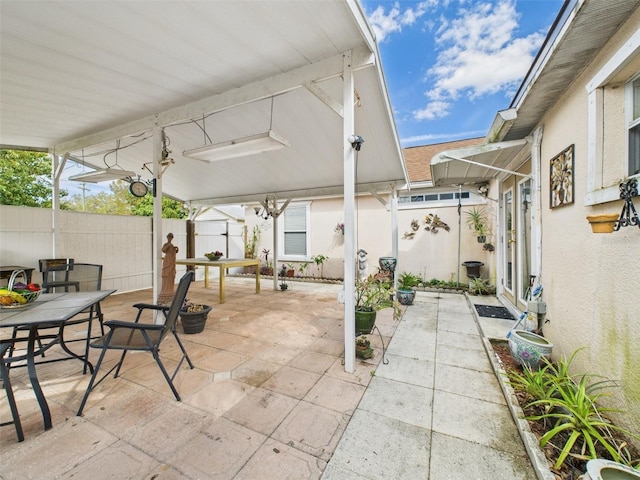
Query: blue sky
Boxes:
[{"xmin": 361, "ymin": 0, "xmax": 564, "ymax": 147}]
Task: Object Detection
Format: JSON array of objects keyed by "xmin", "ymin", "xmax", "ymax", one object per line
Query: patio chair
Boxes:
[
  {"xmin": 10, "ymin": 263, "xmax": 104, "ymax": 374},
  {"xmin": 76, "ymin": 271, "xmax": 195, "ymax": 416},
  {"xmin": 39, "ymin": 258, "xmax": 79, "ymax": 293},
  {"xmin": 1, "ymin": 341, "xmax": 25, "ymax": 442}
]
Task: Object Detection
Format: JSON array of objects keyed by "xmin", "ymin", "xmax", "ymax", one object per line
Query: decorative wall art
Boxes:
[{"xmin": 550, "ymin": 144, "xmax": 574, "ymax": 208}]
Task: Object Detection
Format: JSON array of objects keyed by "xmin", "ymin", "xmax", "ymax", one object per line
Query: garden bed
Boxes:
[{"xmin": 489, "ymin": 339, "xmax": 640, "ymax": 480}]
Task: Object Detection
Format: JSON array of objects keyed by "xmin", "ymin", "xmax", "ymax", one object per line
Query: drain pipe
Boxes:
[{"xmin": 457, "ymin": 184, "xmax": 462, "ymax": 286}]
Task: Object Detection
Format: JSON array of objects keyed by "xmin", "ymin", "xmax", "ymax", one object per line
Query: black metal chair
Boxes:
[
  {"xmin": 77, "ymin": 271, "xmax": 195, "ymax": 416},
  {"xmin": 39, "ymin": 258, "xmax": 79, "ymax": 293},
  {"xmin": 10, "ymin": 263, "xmax": 104, "ymax": 374},
  {"xmin": 1, "ymin": 342, "xmax": 25, "ymax": 442}
]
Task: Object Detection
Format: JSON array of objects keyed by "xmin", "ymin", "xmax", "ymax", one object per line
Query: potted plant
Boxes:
[
  {"xmin": 354, "ymin": 275, "xmax": 401, "ymax": 335},
  {"xmin": 260, "ymin": 248, "xmax": 273, "ymax": 276},
  {"xmin": 465, "ymin": 207, "xmax": 490, "ymax": 243},
  {"xmin": 179, "ymin": 300, "xmax": 212, "ymax": 334},
  {"xmin": 355, "ymin": 336, "xmax": 373, "ymax": 359},
  {"xmin": 244, "ymin": 225, "xmax": 261, "ymax": 273},
  {"xmin": 278, "ymin": 265, "xmax": 289, "ymax": 290},
  {"xmin": 397, "ymin": 271, "xmax": 418, "ymax": 305},
  {"xmin": 311, "ymin": 254, "xmax": 328, "ymax": 278}
]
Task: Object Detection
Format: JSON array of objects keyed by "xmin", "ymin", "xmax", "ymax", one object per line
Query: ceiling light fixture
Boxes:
[
  {"xmin": 183, "ymin": 130, "xmax": 290, "ymax": 163},
  {"xmin": 68, "ymin": 167, "xmax": 137, "ymax": 183}
]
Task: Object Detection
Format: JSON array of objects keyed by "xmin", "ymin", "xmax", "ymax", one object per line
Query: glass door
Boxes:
[
  {"xmin": 517, "ymin": 179, "xmax": 532, "ymax": 304},
  {"xmin": 503, "ymin": 188, "xmax": 515, "ymax": 302}
]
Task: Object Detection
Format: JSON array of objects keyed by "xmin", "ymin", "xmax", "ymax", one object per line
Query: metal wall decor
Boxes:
[
  {"xmin": 614, "ymin": 179, "xmax": 640, "ymax": 230},
  {"xmin": 550, "ymin": 144, "xmax": 574, "ymax": 208}
]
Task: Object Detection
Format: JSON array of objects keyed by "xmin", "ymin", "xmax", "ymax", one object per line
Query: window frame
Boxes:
[
  {"xmin": 277, "ymin": 201, "xmax": 311, "ymax": 261},
  {"xmin": 585, "ymin": 31, "xmax": 640, "ymax": 206}
]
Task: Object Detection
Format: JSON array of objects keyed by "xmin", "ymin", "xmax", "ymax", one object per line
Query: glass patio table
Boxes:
[{"xmin": 0, "ymin": 290, "xmax": 115, "ymax": 430}]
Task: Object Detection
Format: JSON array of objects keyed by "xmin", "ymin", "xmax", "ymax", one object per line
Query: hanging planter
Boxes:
[{"xmin": 586, "ymin": 213, "xmax": 619, "ymax": 233}]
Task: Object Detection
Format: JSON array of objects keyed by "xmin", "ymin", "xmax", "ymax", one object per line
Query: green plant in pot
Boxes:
[
  {"xmin": 355, "ymin": 336, "xmax": 373, "ymax": 359},
  {"xmin": 465, "ymin": 206, "xmax": 490, "ymax": 243},
  {"xmin": 354, "ymin": 275, "xmax": 401, "ymax": 335},
  {"xmin": 397, "ymin": 271, "xmax": 418, "ymax": 305},
  {"xmin": 179, "ymin": 300, "xmax": 212, "ymax": 334}
]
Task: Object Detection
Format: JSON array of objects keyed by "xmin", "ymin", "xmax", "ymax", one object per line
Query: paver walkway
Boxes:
[{"xmin": 1, "ymin": 278, "xmax": 537, "ymax": 479}]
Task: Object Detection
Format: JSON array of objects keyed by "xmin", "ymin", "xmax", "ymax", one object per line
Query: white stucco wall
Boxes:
[
  {"xmin": 536, "ymin": 12, "xmax": 640, "ymax": 433},
  {"xmin": 247, "ymin": 193, "xmax": 496, "ymax": 285}
]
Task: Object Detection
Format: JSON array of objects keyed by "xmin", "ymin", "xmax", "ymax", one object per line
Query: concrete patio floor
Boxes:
[{"xmin": 1, "ymin": 276, "xmax": 538, "ymax": 479}]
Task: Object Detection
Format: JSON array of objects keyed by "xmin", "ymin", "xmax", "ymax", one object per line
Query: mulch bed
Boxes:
[{"xmin": 490, "ymin": 340, "xmax": 640, "ymax": 480}]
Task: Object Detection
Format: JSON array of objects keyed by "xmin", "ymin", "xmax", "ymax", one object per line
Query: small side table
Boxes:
[{"xmin": 0, "ymin": 266, "xmax": 35, "ymax": 285}]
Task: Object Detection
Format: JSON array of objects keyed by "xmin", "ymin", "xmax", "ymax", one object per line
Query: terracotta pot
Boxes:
[{"xmin": 586, "ymin": 214, "xmax": 618, "ymax": 233}]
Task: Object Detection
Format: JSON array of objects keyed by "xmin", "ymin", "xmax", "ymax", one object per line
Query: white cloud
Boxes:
[
  {"xmin": 415, "ymin": 0, "xmax": 545, "ymax": 121},
  {"xmin": 367, "ymin": 1, "xmax": 439, "ymax": 43}
]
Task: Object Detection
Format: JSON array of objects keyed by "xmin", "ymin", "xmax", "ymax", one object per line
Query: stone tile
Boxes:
[
  {"xmin": 235, "ymin": 438, "xmax": 326, "ymax": 480},
  {"xmin": 375, "ymin": 353, "xmax": 435, "ymax": 389},
  {"xmin": 272, "ymin": 401, "xmax": 349, "ymax": 461},
  {"xmin": 188, "ymin": 328, "xmax": 245, "ymax": 350},
  {"xmin": 325, "ymin": 358, "xmax": 376, "ymax": 387},
  {"xmin": 358, "ymin": 377, "xmax": 433, "ymax": 428},
  {"xmin": 289, "ymin": 351, "xmax": 336, "ymax": 374},
  {"xmin": 434, "ymin": 362, "xmax": 506, "ymax": 405},
  {"xmin": 223, "ymin": 388, "xmax": 299, "ymax": 436},
  {"xmin": 58, "ymin": 439, "xmax": 160, "ymax": 479},
  {"xmin": 429, "ymin": 432, "xmax": 536, "ymax": 480},
  {"xmin": 128, "ymin": 403, "xmax": 211, "ymax": 460},
  {"xmin": 227, "ymin": 337, "xmax": 273, "ymax": 356},
  {"xmin": 437, "ymin": 329, "xmax": 484, "ymax": 351},
  {"xmin": 436, "ymin": 343, "xmax": 492, "ymax": 372},
  {"xmin": 185, "ymin": 379, "xmax": 253, "ymax": 418},
  {"xmin": 309, "ymin": 337, "xmax": 344, "ymax": 356},
  {"xmin": 437, "ymin": 311, "xmax": 479, "ymax": 335},
  {"xmin": 0, "ymin": 417, "xmax": 118, "ymax": 479},
  {"xmin": 232, "ymin": 357, "xmax": 281, "ymax": 387},
  {"xmin": 386, "ymin": 336, "xmax": 436, "ymax": 361},
  {"xmin": 326, "ymin": 409, "xmax": 430, "ymax": 479},
  {"xmin": 321, "ymin": 464, "xmax": 371, "ymax": 480},
  {"xmin": 257, "ymin": 345, "xmax": 303, "ymax": 365},
  {"xmin": 169, "ymin": 417, "xmax": 267, "ymax": 479},
  {"xmin": 304, "ymin": 376, "xmax": 365, "ymax": 415},
  {"xmin": 195, "ymin": 349, "xmax": 247, "ymax": 373},
  {"xmin": 478, "ymin": 316, "xmax": 516, "ymax": 340},
  {"xmin": 432, "ymin": 389, "xmax": 524, "ymax": 455},
  {"xmin": 262, "ymin": 366, "xmax": 322, "ymax": 400}
]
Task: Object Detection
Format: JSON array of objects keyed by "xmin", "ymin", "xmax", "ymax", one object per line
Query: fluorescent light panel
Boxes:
[
  {"xmin": 68, "ymin": 168, "xmax": 136, "ymax": 183},
  {"xmin": 183, "ymin": 130, "xmax": 290, "ymax": 162}
]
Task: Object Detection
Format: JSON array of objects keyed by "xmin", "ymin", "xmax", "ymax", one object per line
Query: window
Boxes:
[
  {"xmin": 399, "ymin": 190, "xmax": 470, "ymax": 206},
  {"xmin": 628, "ymin": 76, "xmax": 640, "ymax": 176},
  {"xmin": 279, "ymin": 202, "xmax": 310, "ymax": 259}
]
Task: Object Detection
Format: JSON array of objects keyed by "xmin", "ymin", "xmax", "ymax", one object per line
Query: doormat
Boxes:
[{"xmin": 474, "ymin": 304, "xmax": 515, "ymax": 320}]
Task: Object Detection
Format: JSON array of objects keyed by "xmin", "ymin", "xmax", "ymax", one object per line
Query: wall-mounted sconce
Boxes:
[
  {"xmin": 477, "ymin": 183, "xmax": 489, "ymax": 197},
  {"xmin": 614, "ymin": 178, "xmax": 639, "ymax": 230}
]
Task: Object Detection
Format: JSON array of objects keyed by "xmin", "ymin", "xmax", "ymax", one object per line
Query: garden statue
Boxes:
[
  {"xmin": 159, "ymin": 232, "xmax": 179, "ymax": 304},
  {"xmin": 357, "ymin": 248, "xmax": 368, "ymax": 280}
]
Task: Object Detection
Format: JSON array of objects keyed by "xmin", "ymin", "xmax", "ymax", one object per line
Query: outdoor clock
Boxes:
[{"xmin": 129, "ymin": 180, "xmax": 148, "ymax": 198}]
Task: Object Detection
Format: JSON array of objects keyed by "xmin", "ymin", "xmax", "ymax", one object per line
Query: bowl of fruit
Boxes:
[
  {"xmin": 0, "ymin": 270, "xmax": 42, "ymax": 308},
  {"xmin": 204, "ymin": 251, "xmax": 223, "ymax": 261}
]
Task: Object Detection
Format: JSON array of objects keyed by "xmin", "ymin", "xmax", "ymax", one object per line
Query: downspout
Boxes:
[
  {"xmin": 51, "ymin": 153, "xmax": 67, "ymax": 257},
  {"xmin": 531, "ymin": 126, "xmax": 544, "ymax": 278}
]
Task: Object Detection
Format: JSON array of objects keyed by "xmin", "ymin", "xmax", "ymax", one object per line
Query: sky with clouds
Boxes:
[{"xmin": 361, "ymin": 0, "xmax": 564, "ymax": 147}]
